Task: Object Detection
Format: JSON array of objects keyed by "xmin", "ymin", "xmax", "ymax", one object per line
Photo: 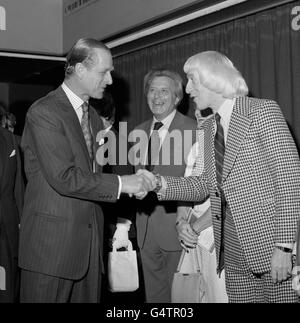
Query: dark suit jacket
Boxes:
[
  {"xmin": 19, "ymin": 86, "xmax": 119, "ymax": 280},
  {"xmin": 135, "ymin": 111, "xmax": 197, "ymax": 250}
]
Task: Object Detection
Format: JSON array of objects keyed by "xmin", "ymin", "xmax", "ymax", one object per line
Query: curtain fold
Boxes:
[{"xmin": 114, "ymin": 1, "xmax": 300, "ymax": 149}]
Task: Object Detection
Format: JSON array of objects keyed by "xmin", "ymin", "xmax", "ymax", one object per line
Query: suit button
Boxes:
[{"xmin": 88, "ymin": 224, "xmax": 92, "ymax": 228}]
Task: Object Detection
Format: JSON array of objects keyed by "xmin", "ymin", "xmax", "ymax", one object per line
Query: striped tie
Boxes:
[
  {"xmin": 214, "ymin": 112, "xmax": 226, "ymax": 275},
  {"xmin": 146, "ymin": 121, "xmax": 163, "ymax": 171},
  {"xmin": 214, "ymin": 113, "xmax": 225, "ymax": 186},
  {"xmin": 81, "ymin": 102, "xmax": 94, "ymax": 160}
]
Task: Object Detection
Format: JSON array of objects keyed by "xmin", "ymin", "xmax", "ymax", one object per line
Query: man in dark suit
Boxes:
[
  {"xmin": 0, "ymin": 127, "xmax": 24, "ymax": 302},
  {"xmin": 19, "ymin": 38, "xmax": 153, "ymax": 303},
  {"xmin": 121, "ymin": 69, "xmax": 197, "ymax": 302},
  {"xmin": 138, "ymin": 51, "xmax": 300, "ymax": 303}
]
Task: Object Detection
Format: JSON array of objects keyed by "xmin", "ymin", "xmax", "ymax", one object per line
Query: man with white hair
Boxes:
[{"xmin": 138, "ymin": 51, "xmax": 300, "ymax": 302}]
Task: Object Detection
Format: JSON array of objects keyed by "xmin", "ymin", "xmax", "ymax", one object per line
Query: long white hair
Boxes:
[{"xmin": 184, "ymin": 51, "xmax": 248, "ymax": 98}]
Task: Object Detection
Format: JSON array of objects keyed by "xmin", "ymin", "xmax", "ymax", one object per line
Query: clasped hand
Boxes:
[{"xmin": 120, "ymin": 169, "xmax": 156, "ymax": 198}]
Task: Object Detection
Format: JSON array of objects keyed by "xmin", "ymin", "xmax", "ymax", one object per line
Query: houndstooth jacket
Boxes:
[{"xmin": 160, "ymin": 97, "xmax": 300, "ymax": 274}]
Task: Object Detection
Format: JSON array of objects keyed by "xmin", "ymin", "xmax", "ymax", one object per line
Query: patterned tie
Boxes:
[
  {"xmin": 214, "ymin": 113, "xmax": 226, "ymax": 275},
  {"xmin": 214, "ymin": 113, "xmax": 225, "ymax": 186},
  {"xmin": 81, "ymin": 102, "xmax": 94, "ymax": 161},
  {"xmin": 146, "ymin": 121, "xmax": 163, "ymax": 171}
]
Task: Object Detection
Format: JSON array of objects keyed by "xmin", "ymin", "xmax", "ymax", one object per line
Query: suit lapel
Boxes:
[
  {"xmin": 53, "ymin": 87, "xmax": 92, "ymax": 170},
  {"xmin": 90, "ymin": 107, "xmax": 103, "ymax": 173},
  {"xmin": 222, "ymin": 97, "xmax": 252, "ymax": 183}
]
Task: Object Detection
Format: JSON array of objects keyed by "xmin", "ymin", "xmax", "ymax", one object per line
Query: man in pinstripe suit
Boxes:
[
  {"xmin": 19, "ymin": 38, "xmax": 153, "ymax": 303},
  {"xmin": 137, "ymin": 51, "xmax": 300, "ymax": 302}
]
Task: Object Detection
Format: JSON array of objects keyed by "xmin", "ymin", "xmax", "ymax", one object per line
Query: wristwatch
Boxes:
[
  {"xmin": 153, "ymin": 173, "xmax": 162, "ymax": 193},
  {"xmin": 275, "ymin": 245, "xmax": 292, "ymax": 253}
]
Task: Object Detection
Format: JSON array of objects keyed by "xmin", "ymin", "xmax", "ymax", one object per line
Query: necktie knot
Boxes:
[
  {"xmin": 215, "ymin": 112, "xmax": 221, "ymax": 124},
  {"xmin": 153, "ymin": 121, "xmax": 163, "ymax": 131}
]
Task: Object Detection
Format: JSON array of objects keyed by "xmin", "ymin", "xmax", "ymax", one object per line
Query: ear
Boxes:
[{"xmin": 74, "ymin": 63, "xmax": 85, "ymax": 78}]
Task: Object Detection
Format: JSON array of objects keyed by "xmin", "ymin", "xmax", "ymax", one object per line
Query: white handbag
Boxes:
[
  {"xmin": 171, "ymin": 248, "xmax": 206, "ymax": 303},
  {"xmin": 108, "ymin": 240, "xmax": 139, "ymax": 292}
]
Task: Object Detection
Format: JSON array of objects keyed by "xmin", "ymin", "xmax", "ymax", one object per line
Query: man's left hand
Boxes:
[{"xmin": 270, "ymin": 247, "xmax": 293, "ymax": 283}]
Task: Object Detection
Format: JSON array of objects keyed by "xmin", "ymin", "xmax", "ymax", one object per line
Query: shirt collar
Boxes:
[
  {"xmin": 152, "ymin": 109, "xmax": 176, "ymax": 130},
  {"xmin": 216, "ymin": 98, "xmax": 236, "ymax": 127},
  {"xmin": 61, "ymin": 82, "xmax": 85, "ymax": 113}
]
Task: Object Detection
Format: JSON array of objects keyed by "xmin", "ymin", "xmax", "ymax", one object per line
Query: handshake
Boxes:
[{"xmin": 120, "ymin": 169, "xmax": 161, "ymax": 199}]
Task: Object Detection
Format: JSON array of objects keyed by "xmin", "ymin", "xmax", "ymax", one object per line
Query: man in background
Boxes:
[{"xmin": 118, "ymin": 68, "xmax": 197, "ymax": 302}]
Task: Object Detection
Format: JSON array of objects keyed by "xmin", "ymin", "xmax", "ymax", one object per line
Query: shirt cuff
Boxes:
[
  {"xmin": 117, "ymin": 217, "xmax": 132, "ymax": 226},
  {"xmin": 275, "ymin": 242, "xmax": 294, "ymax": 250},
  {"xmin": 157, "ymin": 176, "xmax": 167, "ymax": 197},
  {"xmin": 117, "ymin": 175, "xmax": 122, "ymax": 199}
]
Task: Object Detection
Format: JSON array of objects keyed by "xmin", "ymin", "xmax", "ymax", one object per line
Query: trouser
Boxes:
[
  {"xmin": 223, "ymin": 211, "xmax": 298, "ymax": 303},
  {"xmin": 20, "ymin": 216, "xmax": 101, "ymax": 303},
  {"xmin": 140, "ymin": 223, "xmax": 181, "ymax": 303}
]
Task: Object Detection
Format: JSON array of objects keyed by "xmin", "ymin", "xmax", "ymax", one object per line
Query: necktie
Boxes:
[
  {"xmin": 146, "ymin": 121, "xmax": 163, "ymax": 171},
  {"xmin": 214, "ymin": 113, "xmax": 225, "ymax": 186},
  {"xmin": 214, "ymin": 113, "xmax": 226, "ymax": 275},
  {"xmin": 81, "ymin": 102, "xmax": 94, "ymax": 161}
]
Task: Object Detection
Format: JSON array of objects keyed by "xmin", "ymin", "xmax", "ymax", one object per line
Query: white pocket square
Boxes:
[{"xmin": 9, "ymin": 150, "xmax": 16, "ymax": 157}]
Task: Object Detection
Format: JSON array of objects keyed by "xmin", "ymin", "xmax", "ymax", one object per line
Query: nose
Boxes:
[
  {"xmin": 105, "ymin": 71, "xmax": 113, "ymax": 85},
  {"xmin": 186, "ymin": 80, "xmax": 191, "ymax": 94},
  {"xmin": 154, "ymin": 91, "xmax": 160, "ymax": 98},
  {"xmin": 153, "ymin": 90, "xmax": 165, "ymax": 99}
]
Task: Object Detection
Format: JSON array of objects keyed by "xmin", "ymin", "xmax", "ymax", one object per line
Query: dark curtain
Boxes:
[{"xmin": 113, "ymin": 1, "xmax": 300, "ymax": 149}]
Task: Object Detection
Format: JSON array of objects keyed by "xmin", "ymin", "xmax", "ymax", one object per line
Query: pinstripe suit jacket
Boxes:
[
  {"xmin": 160, "ymin": 97, "xmax": 300, "ymax": 274},
  {"xmin": 19, "ymin": 86, "xmax": 119, "ymax": 280},
  {"xmin": 135, "ymin": 111, "xmax": 197, "ymax": 250}
]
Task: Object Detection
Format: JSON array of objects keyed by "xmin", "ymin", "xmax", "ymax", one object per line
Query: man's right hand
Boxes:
[{"xmin": 121, "ymin": 174, "xmax": 155, "ymax": 195}]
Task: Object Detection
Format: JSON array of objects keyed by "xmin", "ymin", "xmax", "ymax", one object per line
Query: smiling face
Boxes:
[
  {"xmin": 79, "ymin": 48, "xmax": 114, "ymax": 101},
  {"xmin": 147, "ymin": 76, "xmax": 179, "ymax": 120}
]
